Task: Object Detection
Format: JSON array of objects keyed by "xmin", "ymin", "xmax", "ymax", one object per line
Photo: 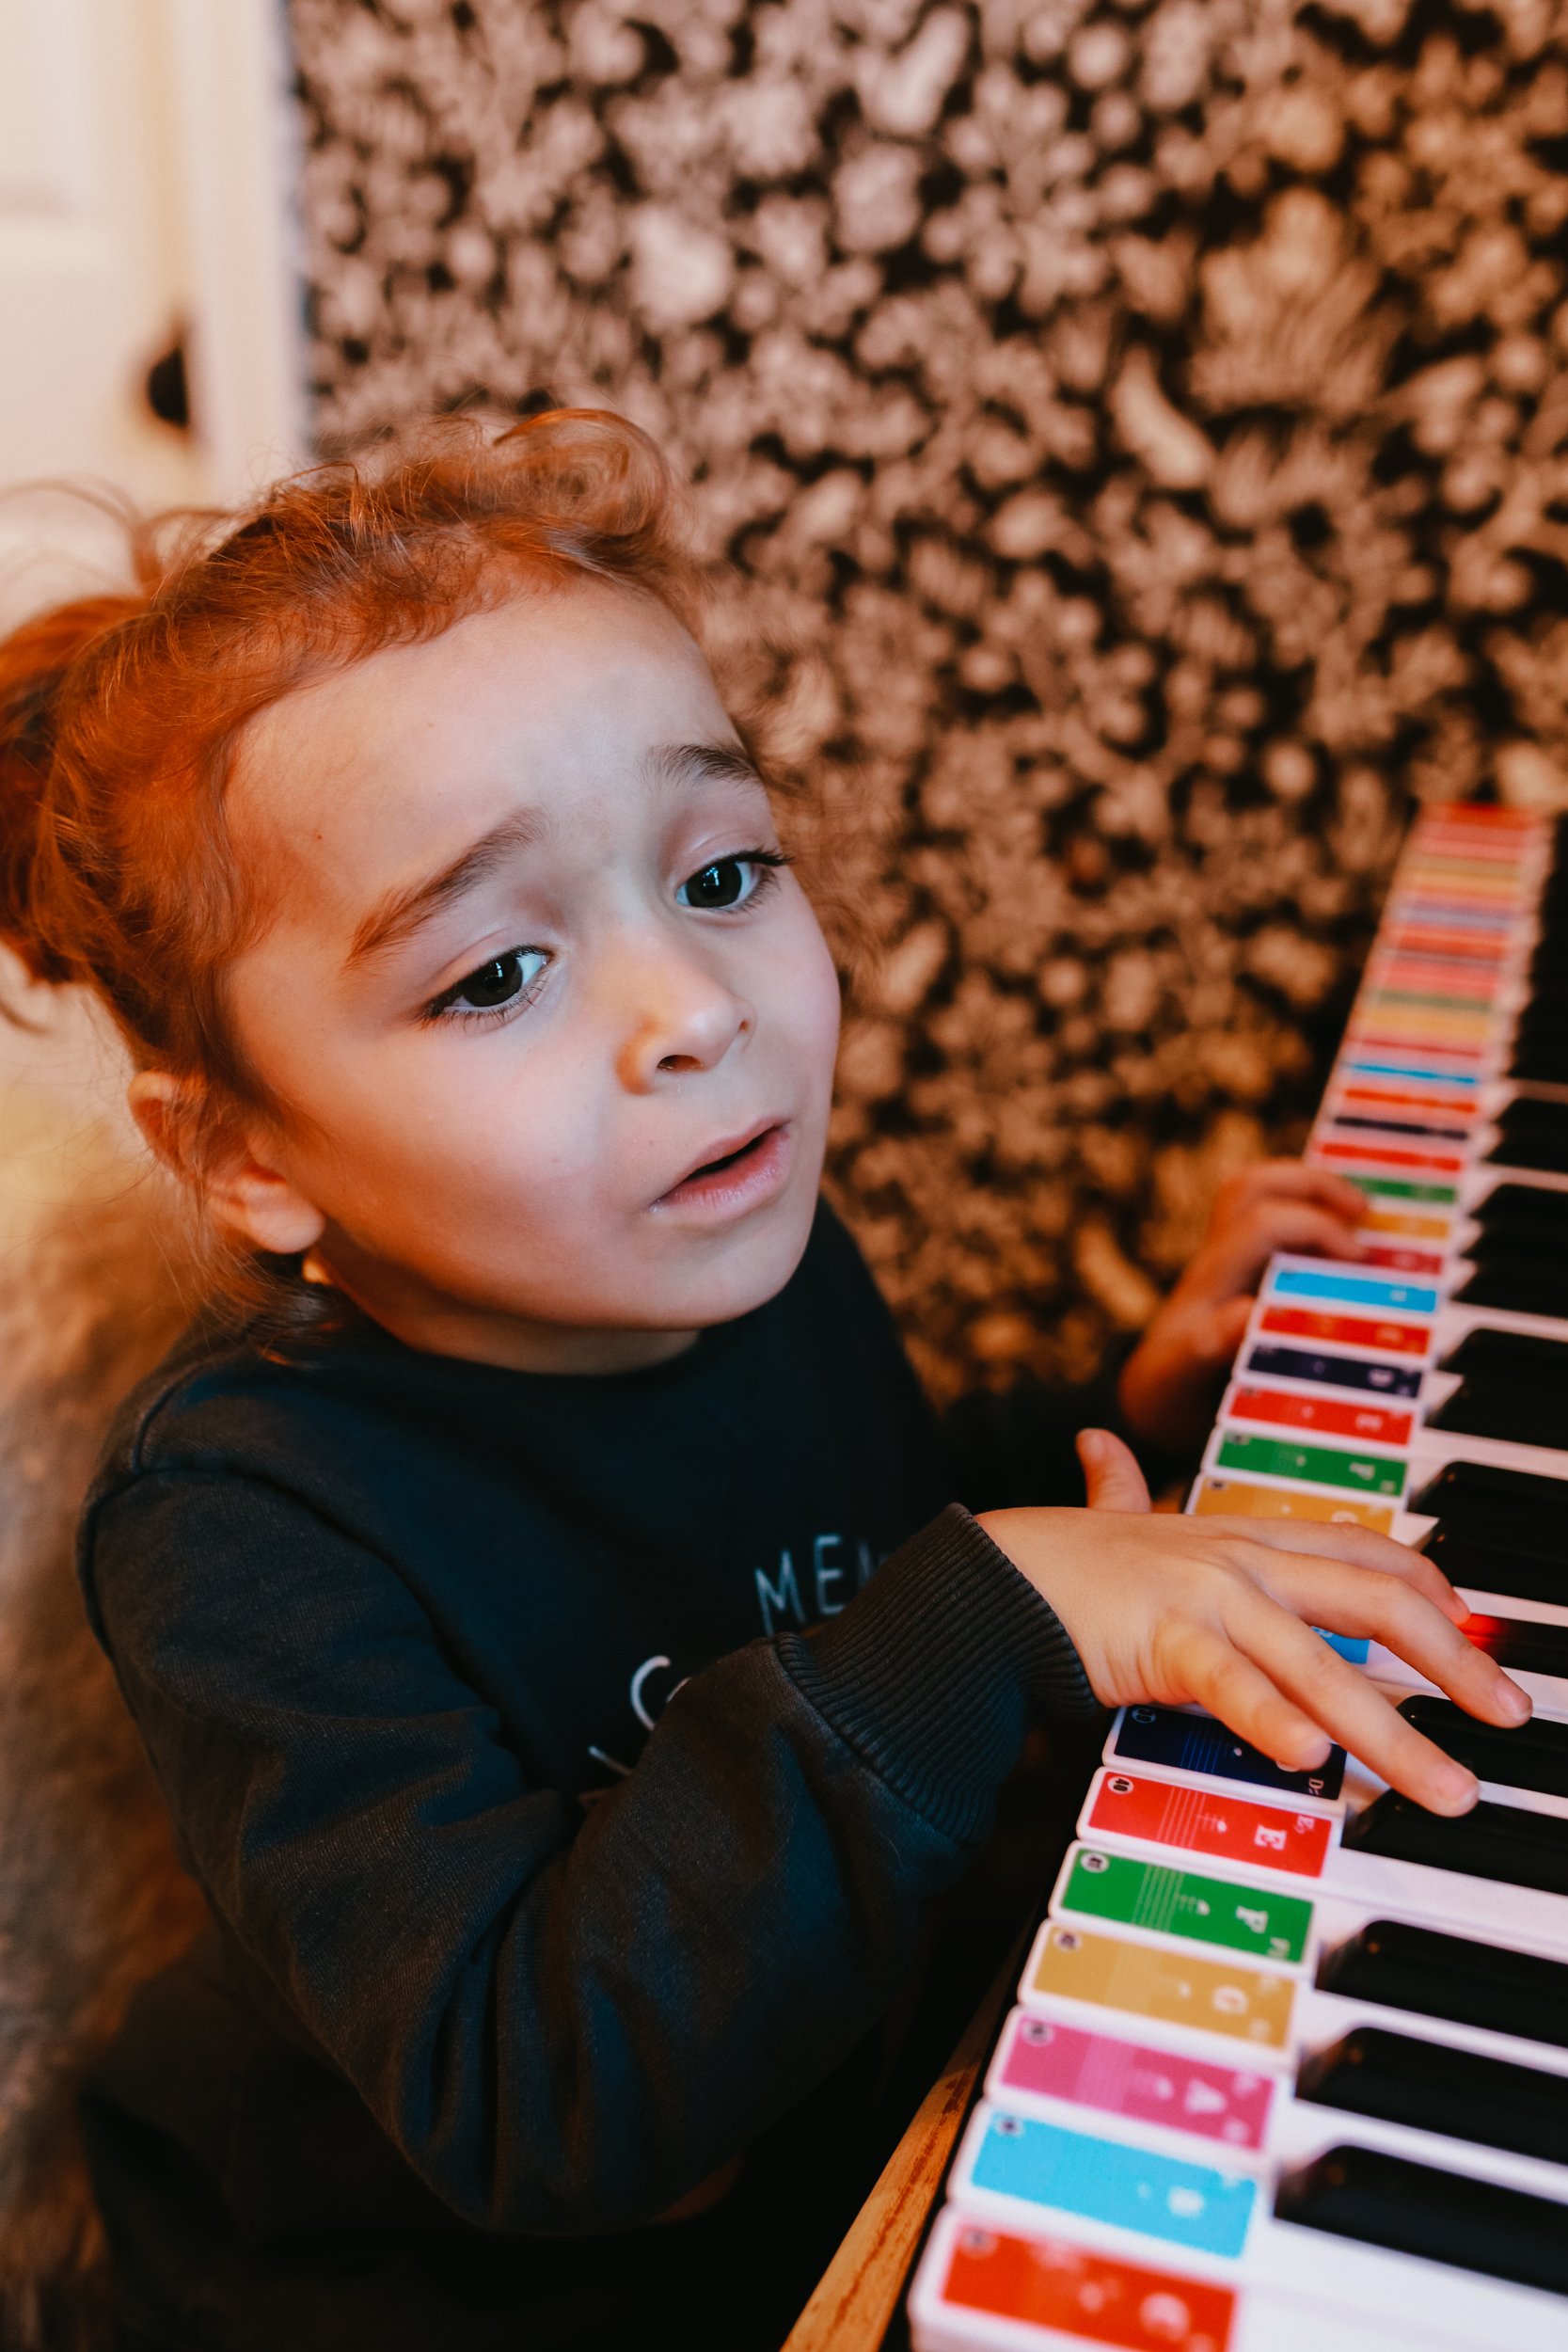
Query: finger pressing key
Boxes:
[
  {"xmin": 1220, "ymin": 1581, "xmax": 1483, "ymax": 1814},
  {"xmin": 1256, "ymin": 1553, "xmax": 1533, "ymax": 1727}
]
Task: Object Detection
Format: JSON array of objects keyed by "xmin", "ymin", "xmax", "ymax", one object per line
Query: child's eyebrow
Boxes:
[
  {"xmin": 647, "ymin": 739, "xmax": 768, "ymax": 792},
  {"xmin": 345, "ymin": 810, "xmax": 545, "ymax": 970}
]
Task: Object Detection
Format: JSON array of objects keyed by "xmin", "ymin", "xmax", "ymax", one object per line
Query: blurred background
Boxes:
[{"xmin": 3, "ymin": 0, "xmax": 1567, "ymax": 1399}]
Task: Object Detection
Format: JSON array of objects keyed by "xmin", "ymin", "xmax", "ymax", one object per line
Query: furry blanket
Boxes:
[{"xmin": 0, "ymin": 1068, "xmax": 205, "ymax": 2349}]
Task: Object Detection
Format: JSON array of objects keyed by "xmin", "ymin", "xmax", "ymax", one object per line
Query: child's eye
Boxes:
[
  {"xmin": 676, "ymin": 850, "xmax": 789, "ymax": 911},
  {"xmin": 426, "ymin": 947, "xmax": 548, "ymax": 1023}
]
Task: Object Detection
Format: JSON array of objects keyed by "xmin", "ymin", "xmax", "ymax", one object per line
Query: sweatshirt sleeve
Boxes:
[{"xmin": 82, "ymin": 1471, "xmax": 1091, "ymax": 2237}]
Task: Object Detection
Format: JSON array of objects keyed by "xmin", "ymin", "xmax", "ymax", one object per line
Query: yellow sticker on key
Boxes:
[
  {"xmin": 1194, "ymin": 1477, "xmax": 1394, "ymax": 1534},
  {"xmin": 1027, "ymin": 1921, "xmax": 1295, "ymax": 2052}
]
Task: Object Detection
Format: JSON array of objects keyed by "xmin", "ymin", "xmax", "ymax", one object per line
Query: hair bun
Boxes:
[{"xmin": 0, "ymin": 593, "xmax": 139, "ymax": 983}]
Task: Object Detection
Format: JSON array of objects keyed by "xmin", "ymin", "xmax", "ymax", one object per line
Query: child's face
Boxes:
[{"xmin": 214, "ymin": 581, "xmax": 843, "ymax": 1371}]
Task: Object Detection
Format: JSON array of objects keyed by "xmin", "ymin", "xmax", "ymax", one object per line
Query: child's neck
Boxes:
[{"xmin": 308, "ymin": 1252, "xmax": 700, "ymax": 1376}]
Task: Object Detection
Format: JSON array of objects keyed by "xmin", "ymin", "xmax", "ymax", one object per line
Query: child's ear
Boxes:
[{"xmin": 129, "ymin": 1071, "xmax": 326, "ymax": 1257}]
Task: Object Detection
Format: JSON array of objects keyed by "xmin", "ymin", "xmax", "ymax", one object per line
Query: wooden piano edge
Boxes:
[{"xmin": 782, "ymin": 1927, "xmax": 1029, "ymax": 2352}]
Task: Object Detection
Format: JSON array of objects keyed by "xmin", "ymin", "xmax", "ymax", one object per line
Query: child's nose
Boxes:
[{"xmin": 613, "ymin": 952, "xmax": 752, "ymax": 1091}]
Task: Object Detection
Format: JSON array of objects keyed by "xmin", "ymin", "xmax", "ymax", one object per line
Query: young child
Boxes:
[{"xmin": 0, "ymin": 413, "xmax": 1528, "ymax": 2352}]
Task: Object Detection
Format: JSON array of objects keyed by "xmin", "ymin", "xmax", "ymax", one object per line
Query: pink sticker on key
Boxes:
[{"xmin": 998, "ymin": 2014, "xmax": 1275, "ymax": 2151}]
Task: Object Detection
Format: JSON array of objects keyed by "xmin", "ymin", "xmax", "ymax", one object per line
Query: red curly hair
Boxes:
[{"xmin": 0, "ymin": 409, "xmax": 705, "ymax": 1141}]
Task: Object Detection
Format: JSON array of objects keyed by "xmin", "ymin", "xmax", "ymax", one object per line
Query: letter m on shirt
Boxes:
[{"xmin": 754, "ymin": 1549, "xmax": 805, "ymax": 1635}]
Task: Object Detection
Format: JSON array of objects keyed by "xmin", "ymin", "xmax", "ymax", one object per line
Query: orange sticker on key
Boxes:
[
  {"xmin": 1194, "ymin": 1478, "xmax": 1395, "ymax": 1533},
  {"xmin": 1361, "ymin": 1208, "xmax": 1451, "ymax": 1240},
  {"xmin": 941, "ymin": 2224, "xmax": 1235, "ymax": 2351},
  {"xmin": 1027, "ymin": 1923, "xmax": 1295, "ymax": 2051},
  {"xmin": 1087, "ymin": 1772, "xmax": 1333, "ymax": 1878}
]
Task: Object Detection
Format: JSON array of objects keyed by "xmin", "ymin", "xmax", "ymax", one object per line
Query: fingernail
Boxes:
[
  {"xmin": 1497, "ymin": 1677, "xmax": 1532, "ymax": 1724},
  {"xmin": 1434, "ymin": 1760, "xmax": 1479, "ymax": 1810}
]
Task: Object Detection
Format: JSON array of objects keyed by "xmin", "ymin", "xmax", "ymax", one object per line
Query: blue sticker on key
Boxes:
[
  {"xmin": 1112, "ymin": 1705, "xmax": 1345, "ymax": 1801},
  {"xmin": 970, "ymin": 2112, "xmax": 1255, "ymax": 2259},
  {"xmin": 1270, "ymin": 1269, "xmax": 1438, "ymax": 1315},
  {"xmin": 1346, "ymin": 1060, "xmax": 1477, "ymax": 1088}
]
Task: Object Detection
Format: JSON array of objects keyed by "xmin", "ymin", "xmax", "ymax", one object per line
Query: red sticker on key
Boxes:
[
  {"xmin": 1229, "ymin": 1386, "xmax": 1414, "ymax": 1446},
  {"xmin": 942, "ymin": 2226, "xmax": 1235, "ymax": 2350},
  {"xmin": 1319, "ymin": 1140, "xmax": 1465, "ymax": 1172},
  {"xmin": 1357, "ymin": 1244, "xmax": 1444, "ymax": 1275},
  {"xmin": 1260, "ymin": 1306, "xmax": 1430, "ymax": 1356},
  {"xmin": 998, "ymin": 2015, "xmax": 1275, "ymax": 2151},
  {"xmin": 1088, "ymin": 1772, "xmax": 1333, "ymax": 1879}
]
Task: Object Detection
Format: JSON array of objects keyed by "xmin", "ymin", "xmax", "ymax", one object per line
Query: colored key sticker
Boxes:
[
  {"xmin": 1027, "ymin": 1924, "xmax": 1295, "ymax": 2051},
  {"xmin": 1359, "ymin": 1208, "xmax": 1451, "ymax": 1241},
  {"xmin": 1356, "ymin": 1245, "xmax": 1444, "ymax": 1275},
  {"xmin": 1347, "ymin": 1054, "xmax": 1480, "ymax": 1077},
  {"xmin": 1268, "ymin": 1269, "xmax": 1438, "ymax": 1315},
  {"xmin": 1193, "ymin": 1477, "xmax": 1394, "ymax": 1534},
  {"xmin": 1346, "ymin": 1176, "xmax": 1459, "ymax": 1204},
  {"xmin": 996, "ymin": 2013, "xmax": 1275, "ymax": 2151},
  {"xmin": 1227, "ymin": 1386, "xmax": 1413, "ymax": 1447},
  {"xmin": 1110, "ymin": 1704, "xmax": 1345, "ymax": 1802},
  {"xmin": 1060, "ymin": 1849, "xmax": 1313, "ymax": 1967},
  {"xmin": 937, "ymin": 2224, "xmax": 1236, "ymax": 2352},
  {"xmin": 1318, "ymin": 1140, "xmax": 1465, "ymax": 1173},
  {"xmin": 1087, "ymin": 1772, "xmax": 1333, "ymax": 1880},
  {"xmin": 1213, "ymin": 1434, "xmax": 1406, "ymax": 1499},
  {"xmin": 968, "ymin": 2112, "xmax": 1256, "ymax": 2260},
  {"xmin": 1259, "ymin": 1306, "xmax": 1430, "ymax": 1357},
  {"xmin": 1243, "ymin": 1343, "xmax": 1421, "ymax": 1398}
]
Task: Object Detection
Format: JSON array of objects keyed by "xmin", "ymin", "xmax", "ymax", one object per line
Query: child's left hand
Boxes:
[{"xmin": 1117, "ymin": 1161, "xmax": 1367, "ymax": 1457}]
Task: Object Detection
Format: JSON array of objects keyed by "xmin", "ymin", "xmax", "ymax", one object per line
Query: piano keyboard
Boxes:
[{"xmin": 908, "ymin": 803, "xmax": 1568, "ymax": 2352}]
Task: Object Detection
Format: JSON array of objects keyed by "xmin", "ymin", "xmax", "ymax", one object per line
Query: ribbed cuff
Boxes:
[{"xmin": 774, "ymin": 1502, "xmax": 1101, "ymax": 1847}]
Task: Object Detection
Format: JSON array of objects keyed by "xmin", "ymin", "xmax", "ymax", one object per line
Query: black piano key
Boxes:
[
  {"xmin": 1429, "ymin": 1327, "xmax": 1568, "ymax": 1451},
  {"xmin": 1317, "ymin": 1916, "xmax": 1568, "ymax": 2047},
  {"xmin": 1472, "ymin": 1179, "xmax": 1568, "ymax": 1247},
  {"xmin": 1275, "ymin": 2142, "xmax": 1568, "ymax": 2296},
  {"xmin": 1109, "ymin": 1703, "xmax": 1345, "ymax": 1800},
  {"xmin": 1486, "ymin": 1097, "xmax": 1568, "ymax": 1175},
  {"xmin": 1244, "ymin": 1343, "xmax": 1421, "ymax": 1400},
  {"xmin": 1462, "ymin": 1613, "xmax": 1568, "ymax": 1677},
  {"xmin": 1295, "ymin": 2024, "xmax": 1568, "ymax": 2166},
  {"xmin": 1452, "ymin": 1255, "xmax": 1568, "ymax": 1319},
  {"xmin": 1422, "ymin": 1531, "xmax": 1568, "ymax": 1607},
  {"xmin": 1397, "ymin": 1694, "xmax": 1568, "ymax": 1798},
  {"xmin": 1409, "ymin": 1457, "xmax": 1568, "ymax": 1554},
  {"xmin": 1341, "ymin": 1790, "xmax": 1568, "ymax": 1898}
]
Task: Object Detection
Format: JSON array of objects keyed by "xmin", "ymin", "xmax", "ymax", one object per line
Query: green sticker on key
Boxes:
[
  {"xmin": 1348, "ymin": 1175, "xmax": 1458, "ymax": 1204},
  {"xmin": 1216, "ymin": 1433, "xmax": 1406, "ymax": 1498},
  {"xmin": 1062, "ymin": 1848, "xmax": 1312, "ymax": 1966}
]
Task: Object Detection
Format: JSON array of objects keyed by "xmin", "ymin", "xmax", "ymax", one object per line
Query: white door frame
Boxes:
[{"xmin": 166, "ymin": 0, "xmax": 309, "ymax": 498}]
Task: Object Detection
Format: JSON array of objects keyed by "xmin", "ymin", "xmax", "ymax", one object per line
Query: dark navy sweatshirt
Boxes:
[{"xmin": 78, "ymin": 1202, "xmax": 1115, "ymax": 2349}]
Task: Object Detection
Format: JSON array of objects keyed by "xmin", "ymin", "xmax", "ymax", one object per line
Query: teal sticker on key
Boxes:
[
  {"xmin": 1271, "ymin": 1268, "xmax": 1438, "ymax": 1315},
  {"xmin": 1318, "ymin": 1631, "xmax": 1371, "ymax": 1664},
  {"xmin": 1062, "ymin": 1848, "xmax": 1312, "ymax": 1966},
  {"xmin": 970, "ymin": 2111, "xmax": 1256, "ymax": 2259},
  {"xmin": 1215, "ymin": 1433, "xmax": 1406, "ymax": 1499}
]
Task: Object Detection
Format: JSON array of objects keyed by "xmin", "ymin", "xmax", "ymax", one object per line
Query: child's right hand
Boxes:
[{"xmin": 976, "ymin": 1430, "xmax": 1533, "ymax": 1818}]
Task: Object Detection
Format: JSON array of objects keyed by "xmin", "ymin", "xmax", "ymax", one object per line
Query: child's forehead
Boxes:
[
  {"xmin": 224, "ymin": 582, "xmax": 744, "ymax": 936},
  {"xmin": 231, "ymin": 588, "xmax": 728, "ymax": 875}
]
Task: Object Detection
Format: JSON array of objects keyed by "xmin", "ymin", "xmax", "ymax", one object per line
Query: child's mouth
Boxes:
[{"xmin": 657, "ymin": 1121, "xmax": 791, "ymax": 1212}]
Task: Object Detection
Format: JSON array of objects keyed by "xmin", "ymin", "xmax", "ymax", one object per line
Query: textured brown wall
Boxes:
[{"xmin": 287, "ymin": 0, "xmax": 1568, "ymax": 1396}]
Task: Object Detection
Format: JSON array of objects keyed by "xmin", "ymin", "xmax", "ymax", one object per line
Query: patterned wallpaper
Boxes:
[{"xmin": 287, "ymin": 0, "xmax": 1568, "ymax": 1398}]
